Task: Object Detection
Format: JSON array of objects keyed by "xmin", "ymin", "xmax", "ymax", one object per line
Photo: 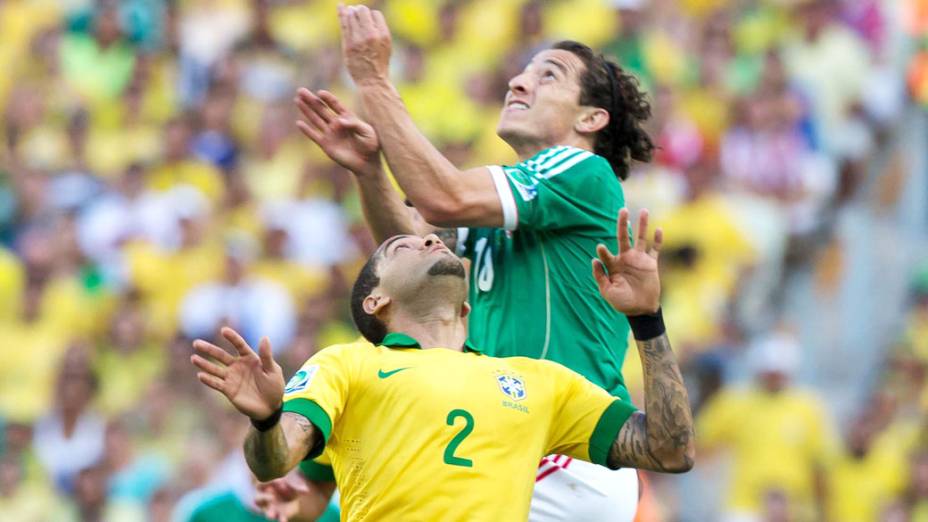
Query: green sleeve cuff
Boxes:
[
  {"xmin": 298, "ymin": 459, "xmax": 335, "ymax": 482},
  {"xmin": 283, "ymin": 398, "xmax": 333, "ymax": 460},
  {"xmin": 588, "ymin": 399, "xmax": 638, "ymax": 466}
]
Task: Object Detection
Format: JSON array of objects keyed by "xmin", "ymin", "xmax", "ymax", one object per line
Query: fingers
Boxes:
[
  {"xmin": 337, "ymin": 4, "xmax": 353, "ymax": 44},
  {"xmin": 649, "ymin": 228, "xmax": 664, "ymax": 259},
  {"xmin": 295, "ymin": 120, "xmax": 323, "ymax": 143},
  {"xmin": 254, "ymin": 490, "xmax": 272, "ymax": 508},
  {"xmin": 339, "ymin": 5, "xmax": 388, "ymax": 46},
  {"xmin": 372, "ymin": 8, "xmax": 388, "ymax": 35},
  {"xmin": 296, "ymin": 101, "xmax": 329, "ymax": 137},
  {"xmin": 258, "ymin": 336, "xmax": 275, "ymax": 372},
  {"xmin": 296, "ymin": 89, "xmax": 335, "ymax": 124},
  {"xmin": 191, "ymin": 354, "xmax": 228, "ymax": 379},
  {"xmin": 338, "ymin": 116, "xmax": 372, "ymax": 136},
  {"xmin": 192, "ymin": 339, "xmax": 234, "ymax": 365},
  {"xmin": 635, "ymin": 209, "xmax": 650, "ymax": 252},
  {"xmin": 197, "ymin": 372, "xmax": 225, "ymax": 393},
  {"xmin": 616, "ymin": 208, "xmax": 632, "ymax": 253},
  {"xmin": 591, "ymin": 257, "xmax": 609, "ymax": 291},
  {"xmin": 318, "ymin": 90, "xmax": 349, "ymax": 116},
  {"xmin": 355, "ymin": 5, "xmax": 375, "ymax": 33},
  {"xmin": 222, "ymin": 327, "xmax": 255, "ymax": 358},
  {"xmin": 596, "ymin": 243, "xmax": 615, "ymax": 268}
]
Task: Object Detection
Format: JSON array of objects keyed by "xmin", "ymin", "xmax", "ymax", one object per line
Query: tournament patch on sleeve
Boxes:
[{"xmin": 284, "ymin": 365, "xmax": 319, "ymax": 395}]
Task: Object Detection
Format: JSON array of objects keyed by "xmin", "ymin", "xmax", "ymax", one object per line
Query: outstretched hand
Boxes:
[
  {"xmin": 191, "ymin": 327, "xmax": 285, "ymax": 421},
  {"xmin": 255, "ymin": 472, "xmax": 311, "ymax": 522},
  {"xmin": 295, "ymin": 89, "xmax": 381, "ymax": 176},
  {"xmin": 338, "ymin": 4, "xmax": 392, "ymax": 85},
  {"xmin": 592, "ymin": 209, "xmax": 663, "ymax": 316}
]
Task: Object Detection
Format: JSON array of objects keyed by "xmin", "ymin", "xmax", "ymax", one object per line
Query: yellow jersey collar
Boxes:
[{"xmin": 380, "ymin": 332, "xmax": 483, "ymax": 353}]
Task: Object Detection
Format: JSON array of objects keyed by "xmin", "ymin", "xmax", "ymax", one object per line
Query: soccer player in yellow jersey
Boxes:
[{"xmin": 190, "ymin": 209, "xmax": 694, "ymax": 521}]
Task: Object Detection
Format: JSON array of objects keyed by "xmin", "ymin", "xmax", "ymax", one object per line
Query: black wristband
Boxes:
[
  {"xmin": 251, "ymin": 405, "xmax": 283, "ymax": 432},
  {"xmin": 627, "ymin": 308, "xmax": 666, "ymax": 341}
]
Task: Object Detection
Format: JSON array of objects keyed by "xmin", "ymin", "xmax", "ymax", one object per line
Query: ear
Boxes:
[
  {"xmin": 575, "ymin": 107, "xmax": 610, "ymax": 135},
  {"xmin": 363, "ymin": 293, "xmax": 392, "ymax": 316},
  {"xmin": 460, "ymin": 302, "xmax": 471, "ymax": 318}
]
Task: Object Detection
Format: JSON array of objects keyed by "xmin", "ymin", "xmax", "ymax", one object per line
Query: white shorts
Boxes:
[{"xmin": 529, "ymin": 455, "xmax": 639, "ymax": 522}]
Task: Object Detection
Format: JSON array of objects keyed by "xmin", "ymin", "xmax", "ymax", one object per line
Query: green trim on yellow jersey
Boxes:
[
  {"xmin": 588, "ymin": 399, "xmax": 637, "ymax": 466},
  {"xmin": 380, "ymin": 332, "xmax": 483, "ymax": 353},
  {"xmin": 283, "ymin": 398, "xmax": 332, "ymax": 459}
]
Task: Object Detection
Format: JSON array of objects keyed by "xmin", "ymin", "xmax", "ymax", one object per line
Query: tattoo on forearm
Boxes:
[
  {"xmin": 244, "ymin": 420, "xmax": 289, "ymax": 480},
  {"xmin": 244, "ymin": 413, "xmax": 317, "ymax": 481},
  {"xmin": 435, "ymin": 228, "xmax": 458, "ymax": 253},
  {"xmin": 608, "ymin": 334, "xmax": 695, "ymax": 472}
]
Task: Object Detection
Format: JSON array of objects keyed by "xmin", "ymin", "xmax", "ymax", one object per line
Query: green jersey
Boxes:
[{"xmin": 458, "ymin": 146, "xmax": 632, "ymax": 400}]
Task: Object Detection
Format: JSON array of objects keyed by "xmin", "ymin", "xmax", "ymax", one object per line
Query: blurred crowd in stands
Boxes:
[{"xmin": 0, "ymin": 0, "xmax": 925, "ymax": 520}]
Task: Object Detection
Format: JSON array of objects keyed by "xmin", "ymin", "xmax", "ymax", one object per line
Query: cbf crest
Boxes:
[{"xmin": 496, "ymin": 372, "xmax": 526, "ymax": 401}]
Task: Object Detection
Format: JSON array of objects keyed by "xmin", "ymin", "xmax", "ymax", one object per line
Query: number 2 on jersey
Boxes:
[{"xmin": 443, "ymin": 409, "xmax": 474, "ymax": 467}]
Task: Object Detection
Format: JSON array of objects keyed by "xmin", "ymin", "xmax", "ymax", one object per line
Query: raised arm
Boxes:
[
  {"xmin": 294, "ymin": 89, "xmax": 418, "ymax": 242},
  {"xmin": 592, "ymin": 209, "xmax": 695, "ymax": 473},
  {"xmin": 336, "ymin": 5, "xmax": 504, "ymax": 228},
  {"xmin": 191, "ymin": 328, "xmax": 320, "ymax": 481}
]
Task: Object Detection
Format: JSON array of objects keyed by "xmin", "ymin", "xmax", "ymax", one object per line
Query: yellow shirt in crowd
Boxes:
[{"xmin": 697, "ymin": 387, "xmax": 836, "ymax": 516}]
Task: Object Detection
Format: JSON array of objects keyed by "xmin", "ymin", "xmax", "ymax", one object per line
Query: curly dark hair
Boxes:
[{"xmin": 551, "ymin": 41, "xmax": 655, "ymax": 180}]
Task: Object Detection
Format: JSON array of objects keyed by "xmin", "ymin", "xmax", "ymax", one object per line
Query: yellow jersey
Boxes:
[
  {"xmin": 282, "ymin": 333, "xmax": 636, "ymax": 521},
  {"xmin": 697, "ymin": 387, "xmax": 837, "ymax": 516}
]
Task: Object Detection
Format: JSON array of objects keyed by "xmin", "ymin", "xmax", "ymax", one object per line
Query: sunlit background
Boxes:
[{"xmin": 0, "ymin": 0, "xmax": 927, "ymax": 520}]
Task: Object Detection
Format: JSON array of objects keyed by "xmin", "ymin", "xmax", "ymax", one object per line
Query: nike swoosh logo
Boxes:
[{"xmin": 378, "ymin": 367, "xmax": 411, "ymax": 379}]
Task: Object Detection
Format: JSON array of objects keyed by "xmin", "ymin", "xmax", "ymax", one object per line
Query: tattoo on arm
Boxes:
[
  {"xmin": 434, "ymin": 228, "xmax": 459, "ymax": 253},
  {"xmin": 608, "ymin": 333, "xmax": 695, "ymax": 473},
  {"xmin": 244, "ymin": 413, "xmax": 319, "ymax": 481}
]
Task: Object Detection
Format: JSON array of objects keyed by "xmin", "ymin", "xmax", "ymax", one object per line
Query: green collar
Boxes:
[{"xmin": 379, "ymin": 332, "xmax": 482, "ymax": 353}]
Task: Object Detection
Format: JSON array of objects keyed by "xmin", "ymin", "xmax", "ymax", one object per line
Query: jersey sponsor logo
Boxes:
[
  {"xmin": 377, "ymin": 367, "xmax": 411, "ymax": 379},
  {"xmin": 284, "ymin": 365, "xmax": 318, "ymax": 394},
  {"xmin": 496, "ymin": 372, "xmax": 526, "ymax": 401}
]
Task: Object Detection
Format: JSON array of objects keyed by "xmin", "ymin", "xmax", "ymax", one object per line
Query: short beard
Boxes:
[{"xmin": 427, "ymin": 258, "xmax": 466, "ymax": 278}]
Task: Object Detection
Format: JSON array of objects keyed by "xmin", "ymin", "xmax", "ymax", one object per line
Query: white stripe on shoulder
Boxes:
[
  {"xmin": 532, "ymin": 147, "xmax": 578, "ymax": 172},
  {"xmin": 523, "ymin": 146, "xmax": 567, "ymax": 171},
  {"xmin": 539, "ymin": 150, "xmax": 593, "ymax": 179},
  {"xmin": 455, "ymin": 227, "xmax": 469, "ymax": 256},
  {"xmin": 487, "ymin": 165, "xmax": 518, "ymax": 231}
]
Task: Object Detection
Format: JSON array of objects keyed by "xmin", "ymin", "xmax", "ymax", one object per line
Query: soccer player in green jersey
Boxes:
[{"xmin": 289, "ymin": 5, "xmax": 656, "ymax": 520}]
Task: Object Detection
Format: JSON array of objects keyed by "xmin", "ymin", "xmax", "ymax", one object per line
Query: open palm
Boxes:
[
  {"xmin": 191, "ymin": 327, "xmax": 285, "ymax": 421},
  {"xmin": 592, "ymin": 209, "xmax": 663, "ymax": 317},
  {"xmin": 295, "ymin": 88, "xmax": 380, "ymax": 175}
]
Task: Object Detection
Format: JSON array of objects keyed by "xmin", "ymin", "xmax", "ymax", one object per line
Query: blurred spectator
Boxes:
[
  {"xmin": 905, "ymin": 451, "xmax": 928, "ymax": 521},
  {"xmin": 827, "ymin": 411, "xmax": 908, "ymax": 522},
  {"xmin": 656, "ymin": 160, "xmax": 755, "ymax": 352},
  {"xmin": 783, "ymin": 0, "xmax": 872, "ymax": 161},
  {"xmin": 191, "ymin": 86, "xmax": 239, "ymax": 172},
  {"xmin": 179, "ymin": 234, "xmax": 295, "ymax": 351},
  {"xmin": 697, "ymin": 332, "xmax": 837, "ymax": 521},
  {"xmin": 60, "ymin": 4, "xmax": 136, "ymax": 103},
  {"xmin": 147, "ymin": 117, "xmax": 224, "ymax": 202},
  {"xmin": 32, "ymin": 351, "xmax": 105, "ymax": 492},
  {"xmin": 103, "ymin": 418, "xmax": 170, "ymax": 511},
  {"xmin": 93, "ymin": 294, "xmax": 165, "ymax": 415},
  {"xmin": 0, "ymin": 453, "xmax": 71, "ymax": 520}
]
